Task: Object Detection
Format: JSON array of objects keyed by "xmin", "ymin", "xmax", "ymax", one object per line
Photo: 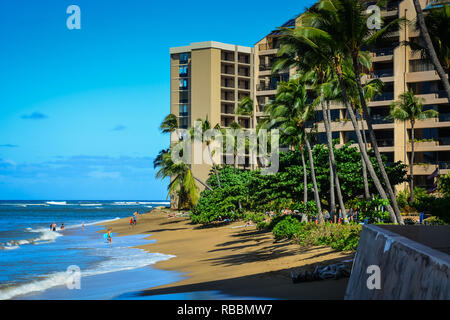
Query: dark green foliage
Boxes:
[
  {"xmin": 268, "ymin": 217, "xmax": 362, "ymax": 251},
  {"xmin": 190, "ymin": 185, "xmax": 246, "ymax": 224},
  {"xmin": 352, "ymin": 196, "xmax": 390, "ymax": 223},
  {"xmin": 189, "ymin": 145, "xmax": 407, "ymax": 225},
  {"xmin": 272, "ymin": 216, "xmax": 303, "ymax": 240}
]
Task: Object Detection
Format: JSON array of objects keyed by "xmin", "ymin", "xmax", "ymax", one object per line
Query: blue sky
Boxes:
[{"xmin": 0, "ymin": 0, "xmax": 315, "ymax": 200}]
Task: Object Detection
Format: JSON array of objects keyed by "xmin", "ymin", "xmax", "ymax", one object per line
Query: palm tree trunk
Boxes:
[
  {"xmin": 193, "ymin": 176, "xmax": 213, "ymax": 191},
  {"xmin": 305, "ymin": 138, "xmax": 323, "ymax": 221},
  {"xmin": 412, "ymin": 0, "xmax": 450, "ymax": 100},
  {"xmin": 410, "ymin": 121, "xmax": 415, "ymax": 203},
  {"xmin": 359, "ymin": 112, "xmax": 371, "ymax": 200},
  {"xmin": 335, "ymin": 65, "xmax": 398, "ymax": 223},
  {"xmin": 322, "ymin": 100, "xmax": 347, "ymax": 221},
  {"xmin": 326, "ymin": 102, "xmax": 336, "ymax": 216},
  {"xmin": 301, "ymin": 149, "xmax": 308, "ymax": 204},
  {"xmin": 351, "ymin": 56, "xmax": 403, "ymax": 224},
  {"xmin": 207, "ymin": 144, "xmax": 221, "ymax": 188},
  {"xmin": 329, "ymin": 152, "xmax": 336, "ymax": 214}
]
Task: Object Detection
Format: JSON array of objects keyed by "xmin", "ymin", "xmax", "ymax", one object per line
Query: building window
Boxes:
[
  {"xmin": 179, "ymin": 104, "xmax": 188, "ymax": 117},
  {"xmin": 179, "ymin": 53, "xmax": 189, "ymax": 64},
  {"xmin": 179, "ymin": 79, "xmax": 188, "ymax": 90},
  {"xmin": 179, "ymin": 66, "xmax": 188, "ymax": 77},
  {"xmin": 179, "ymin": 91, "xmax": 188, "ymax": 103}
]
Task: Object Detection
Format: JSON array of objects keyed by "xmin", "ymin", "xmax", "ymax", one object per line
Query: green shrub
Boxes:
[
  {"xmin": 291, "ymin": 222, "xmax": 362, "ymax": 252},
  {"xmin": 355, "ymin": 196, "xmax": 390, "ymax": 223},
  {"xmin": 423, "ymin": 216, "xmax": 447, "ymax": 225},
  {"xmin": 272, "ymin": 216, "xmax": 303, "ymax": 240}
]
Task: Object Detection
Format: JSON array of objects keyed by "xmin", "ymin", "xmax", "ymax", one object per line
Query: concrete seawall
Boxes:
[{"xmin": 345, "ymin": 225, "xmax": 450, "ymax": 299}]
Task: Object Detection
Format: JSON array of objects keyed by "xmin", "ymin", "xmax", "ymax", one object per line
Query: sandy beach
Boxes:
[{"xmin": 100, "ymin": 208, "xmax": 353, "ymax": 299}]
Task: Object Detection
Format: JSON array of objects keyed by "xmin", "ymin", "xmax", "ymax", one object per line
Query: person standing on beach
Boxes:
[{"xmin": 133, "ymin": 214, "xmax": 137, "ymax": 225}]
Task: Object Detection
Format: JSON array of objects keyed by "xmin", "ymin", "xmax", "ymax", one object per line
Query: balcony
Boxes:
[
  {"xmin": 258, "ymin": 43, "xmax": 280, "ymax": 51},
  {"xmin": 376, "ymin": 139, "xmax": 394, "ymax": 147},
  {"xmin": 371, "ymin": 115, "xmax": 394, "ymax": 124},
  {"xmin": 372, "ymin": 47, "xmax": 394, "ymax": 57},
  {"xmin": 221, "ymin": 65, "xmax": 235, "ymax": 75},
  {"xmin": 238, "ymin": 54, "xmax": 250, "ymax": 64},
  {"xmin": 257, "ymin": 83, "xmax": 278, "ymax": 91},
  {"xmin": 415, "ymin": 93, "xmax": 449, "ymax": 104},
  {"xmin": 259, "ymin": 63, "xmax": 273, "ymax": 72},
  {"xmin": 438, "ymin": 137, "xmax": 450, "ymax": 145},
  {"xmin": 439, "ymin": 113, "xmax": 450, "ymax": 122},
  {"xmin": 221, "ymin": 52, "xmax": 235, "ymax": 62},
  {"xmin": 406, "ymin": 70, "xmax": 441, "ymax": 83},
  {"xmin": 238, "ymin": 68, "xmax": 250, "ymax": 77},
  {"xmin": 372, "ymin": 92, "xmax": 394, "ymax": 101}
]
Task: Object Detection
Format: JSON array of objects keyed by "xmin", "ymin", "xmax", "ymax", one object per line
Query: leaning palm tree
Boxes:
[
  {"xmin": 160, "ymin": 113, "xmax": 183, "ymax": 140},
  {"xmin": 153, "ymin": 148, "xmax": 200, "ymax": 209},
  {"xmin": 265, "ymin": 78, "xmax": 324, "ymax": 221},
  {"xmin": 390, "ymin": 90, "xmax": 438, "ymax": 202},
  {"xmin": 274, "ymin": 1, "xmax": 401, "ymax": 223},
  {"xmin": 301, "ymin": 70, "xmax": 348, "ymax": 221},
  {"xmin": 322, "ymin": 0, "xmax": 405, "ymax": 223},
  {"xmin": 411, "ymin": 1, "xmax": 450, "ymax": 100}
]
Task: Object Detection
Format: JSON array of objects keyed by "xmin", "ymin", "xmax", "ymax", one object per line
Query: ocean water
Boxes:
[{"xmin": 0, "ymin": 200, "xmax": 179, "ymax": 300}]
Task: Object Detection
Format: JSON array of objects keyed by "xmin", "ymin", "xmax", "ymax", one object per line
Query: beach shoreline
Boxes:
[{"xmin": 100, "ymin": 207, "xmax": 353, "ymax": 299}]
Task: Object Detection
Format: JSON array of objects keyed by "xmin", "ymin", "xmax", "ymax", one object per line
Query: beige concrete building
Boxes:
[
  {"xmin": 169, "ymin": 41, "xmax": 254, "ymax": 186},
  {"xmin": 169, "ymin": 0, "xmax": 450, "ymax": 194}
]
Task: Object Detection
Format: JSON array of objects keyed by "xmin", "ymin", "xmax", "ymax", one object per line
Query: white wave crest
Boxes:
[
  {"xmin": 0, "ymin": 248, "xmax": 175, "ymax": 300},
  {"xmin": 46, "ymin": 201, "xmax": 67, "ymax": 205}
]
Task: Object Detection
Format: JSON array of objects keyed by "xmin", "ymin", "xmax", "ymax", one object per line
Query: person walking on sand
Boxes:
[
  {"xmin": 130, "ymin": 217, "xmax": 134, "ymax": 228},
  {"xmin": 133, "ymin": 214, "xmax": 137, "ymax": 225}
]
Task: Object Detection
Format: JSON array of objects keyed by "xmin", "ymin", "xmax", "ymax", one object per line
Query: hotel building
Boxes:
[{"xmin": 169, "ymin": 0, "xmax": 450, "ymax": 195}]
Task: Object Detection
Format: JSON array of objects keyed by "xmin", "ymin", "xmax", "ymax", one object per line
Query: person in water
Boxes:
[
  {"xmin": 60, "ymin": 223, "xmax": 64, "ymax": 230},
  {"xmin": 107, "ymin": 228, "xmax": 112, "ymax": 243},
  {"xmin": 51, "ymin": 223, "xmax": 57, "ymax": 231}
]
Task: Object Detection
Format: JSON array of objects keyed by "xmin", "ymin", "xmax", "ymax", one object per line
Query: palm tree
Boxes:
[
  {"xmin": 322, "ymin": 0, "xmax": 404, "ymax": 223},
  {"xmin": 274, "ymin": 0, "xmax": 401, "ymax": 223},
  {"xmin": 308, "ymin": 0, "xmax": 403, "ymax": 223},
  {"xmin": 160, "ymin": 113, "xmax": 182, "ymax": 140},
  {"xmin": 390, "ymin": 90, "xmax": 438, "ymax": 202},
  {"xmin": 157, "ymin": 114, "xmax": 213, "ymax": 208},
  {"xmin": 190, "ymin": 118, "xmax": 222, "ymax": 188},
  {"xmin": 153, "ymin": 148, "xmax": 199, "ymax": 209},
  {"xmin": 237, "ymin": 96, "xmax": 255, "ymax": 128},
  {"xmin": 411, "ymin": 1, "xmax": 450, "ymax": 100},
  {"xmin": 302, "ymin": 70, "xmax": 348, "ymax": 220},
  {"xmin": 265, "ymin": 78, "xmax": 323, "ymax": 221}
]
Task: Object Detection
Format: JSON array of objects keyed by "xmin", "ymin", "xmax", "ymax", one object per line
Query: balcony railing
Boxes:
[
  {"xmin": 372, "ymin": 68, "xmax": 394, "ymax": 78},
  {"xmin": 372, "ymin": 92, "xmax": 394, "ymax": 101},
  {"xmin": 372, "ymin": 47, "xmax": 394, "ymax": 56},
  {"xmin": 376, "ymin": 139, "xmax": 394, "ymax": 147},
  {"xmin": 371, "ymin": 115, "xmax": 393, "ymax": 124},
  {"xmin": 258, "ymin": 43, "xmax": 280, "ymax": 51},
  {"xmin": 257, "ymin": 83, "xmax": 278, "ymax": 91},
  {"xmin": 439, "ymin": 113, "xmax": 450, "ymax": 122},
  {"xmin": 259, "ymin": 63, "xmax": 273, "ymax": 71},
  {"xmin": 438, "ymin": 137, "xmax": 450, "ymax": 145}
]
